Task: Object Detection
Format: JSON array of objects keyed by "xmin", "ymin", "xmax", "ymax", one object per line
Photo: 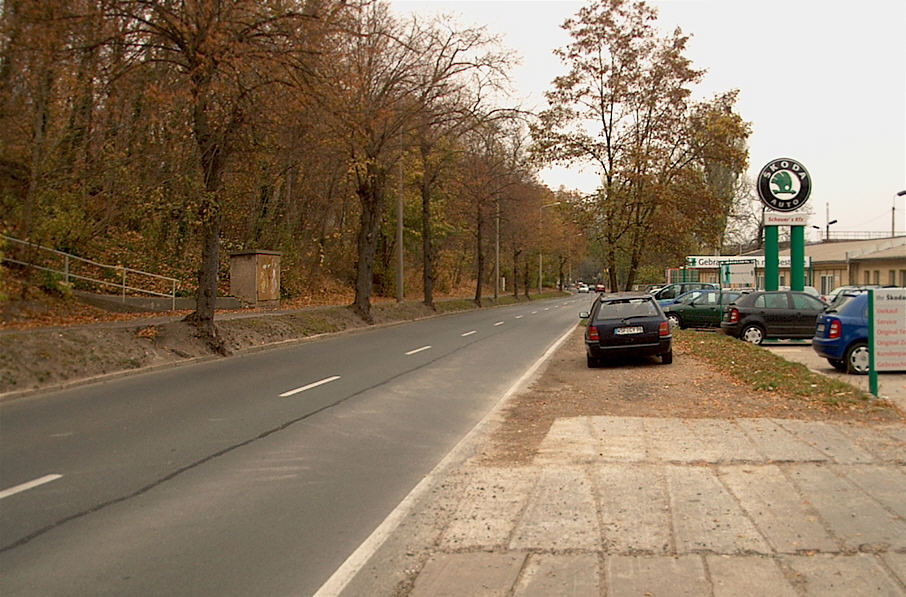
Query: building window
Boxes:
[
  {"xmin": 864, "ymin": 270, "xmax": 871, "ymax": 284},
  {"xmin": 900, "ymin": 270, "xmax": 906, "ymax": 286},
  {"xmin": 820, "ymin": 274, "xmax": 835, "ymax": 295},
  {"xmin": 890, "ymin": 270, "xmax": 897, "ymax": 285},
  {"xmin": 873, "ymin": 270, "xmax": 880, "ymax": 285}
]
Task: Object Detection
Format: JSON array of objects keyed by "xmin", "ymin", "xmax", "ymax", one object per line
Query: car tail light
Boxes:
[
  {"xmin": 828, "ymin": 320, "xmax": 841, "ymax": 339},
  {"xmin": 658, "ymin": 321, "xmax": 670, "ymax": 337},
  {"xmin": 728, "ymin": 308, "xmax": 739, "ymax": 323},
  {"xmin": 588, "ymin": 326, "xmax": 599, "ymax": 341}
]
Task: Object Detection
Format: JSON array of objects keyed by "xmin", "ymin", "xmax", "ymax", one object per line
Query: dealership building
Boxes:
[{"xmin": 681, "ymin": 236, "xmax": 906, "ymax": 294}]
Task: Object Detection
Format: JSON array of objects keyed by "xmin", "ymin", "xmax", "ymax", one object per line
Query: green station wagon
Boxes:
[{"xmin": 662, "ymin": 289, "xmax": 745, "ymax": 329}]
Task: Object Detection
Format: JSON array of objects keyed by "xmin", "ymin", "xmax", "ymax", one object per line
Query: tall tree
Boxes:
[
  {"xmin": 110, "ymin": 0, "xmax": 341, "ymax": 346},
  {"xmin": 409, "ymin": 19, "xmax": 511, "ymax": 308},
  {"xmin": 533, "ymin": 0, "xmax": 748, "ymax": 290}
]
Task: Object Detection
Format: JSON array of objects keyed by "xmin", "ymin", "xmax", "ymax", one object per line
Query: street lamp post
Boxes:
[
  {"xmin": 538, "ymin": 201, "xmax": 561, "ymax": 295},
  {"xmin": 826, "ymin": 219, "xmax": 837, "ymax": 242},
  {"xmin": 895, "ymin": 190, "xmax": 906, "ymax": 237}
]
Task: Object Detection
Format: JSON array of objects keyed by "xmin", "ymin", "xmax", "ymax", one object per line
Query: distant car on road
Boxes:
[
  {"xmin": 577, "ymin": 283, "xmax": 589, "ymax": 293},
  {"xmin": 652, "ymin": 282, "xmax": 719, "ymax": 306},
  {"xmin": 663, "ymin": 289, "xmax": 745, "ymax": 329},
  {"xmin": 594, "ymin": 283, "xmax": 606, "ymax": 293},
  {"xmin": 580, "ymin": 292, "xmax": 672, "ymax": 367},
  {"xmin": 812, "ymin": 293, "xmax": 870, "ymax": 374},
  {"xmin": 720, "ymin": 290, "xmax": 826, "ymax": 344}
]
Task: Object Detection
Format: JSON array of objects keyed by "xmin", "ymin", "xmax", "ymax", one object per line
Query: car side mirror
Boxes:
[{"xmin": 579, "ymin": 311, "xmax": 590, "ymax": 319}]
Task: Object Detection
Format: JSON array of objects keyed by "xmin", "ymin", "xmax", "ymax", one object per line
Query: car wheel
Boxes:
[
  {"xmin": 741, "ymin": 324, "xmax": 764, "ymax": 345},
  {"xmin": 827, "ymin": 358, "xmax": 847, "ymax": 372},
  {"xmin": 667, "ymin": 313, "xmax": 681, "ymax": 329},
  {"xmin": 586, "ymin": 354, "xmax": 598, "ymax": 368},
  {"xmin": 845, "ymin": 342, "xmax": 869, "ymax": 375},
  {"xmin": 661, "ymin": 350, "xmax": 673, "ymax": 364}
]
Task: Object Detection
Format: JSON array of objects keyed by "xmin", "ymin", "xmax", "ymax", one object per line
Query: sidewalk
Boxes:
[
  {"xmin": 340, "ymin": 415, "xmax": 906, "ymax": 596},
  {"xmin": 333, "ymin": 345, "xmax": 906, "ymax": 596}
]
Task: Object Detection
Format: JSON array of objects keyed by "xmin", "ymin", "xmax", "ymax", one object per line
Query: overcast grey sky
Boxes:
[{"xmin": 393, "ymin": 0, "xmax": 906, "ymax": 240}]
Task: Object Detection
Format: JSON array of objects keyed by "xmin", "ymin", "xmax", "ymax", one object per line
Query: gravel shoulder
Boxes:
[{"xmin": 479, "ymin": 326, "xmax": 904, "ymax": 466}]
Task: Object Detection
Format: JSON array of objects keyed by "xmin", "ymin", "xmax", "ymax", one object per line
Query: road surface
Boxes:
[{"xmin": 0, "ymin": 295, "xmax": 588, "ymax": 596}]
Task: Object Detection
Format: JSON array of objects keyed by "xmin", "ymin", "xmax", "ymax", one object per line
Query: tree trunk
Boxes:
[
  {"xmin": 473, "ymin": 203, "xmax": 484, "ymax": 306},
  {"xmin": 353, "ymin": 165, "xmax": 386, "ymax": 322},
  {"xmin": 512, "ymin": 247, "xmax": 521, "ymax": 298},
  {"xmin": 185, "ymin": 77, "xmax": 227, "ymax": 354},
  {"xmin": 420, "ymin": 170, "xmax": 435, "ymax": 309}
]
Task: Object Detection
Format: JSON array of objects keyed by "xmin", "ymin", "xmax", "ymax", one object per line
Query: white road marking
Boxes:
[
  {"xmin": 313, "ymin": 322, "xmax": 577, "ymax": 597},
  {"xmin": 493, "ymin": 321, "xmax": 504, "ymax": 326},
  {"xmin": 531, "ymin": 311, "xmax": 538, "ymax": 314},
  {"xmin": 405, "ymin": 346, "xmax": 431, "ymax": 355},
  {"xmin": 461, "ymin": 330, "xmax": 477, "ymax": 337},
  {"xmin": 515, "ymin": 315, "xmax": 523, "ymax": 319},
  {"xmin": 0, "ymin": 474, "xmax": 63, "ymax": 500},
  {"xmin": 279, "ymin": 375, "xmax": 341, "ymax": 397}
]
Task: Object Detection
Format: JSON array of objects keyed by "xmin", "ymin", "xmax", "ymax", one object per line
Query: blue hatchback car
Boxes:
[{"xmin": 812, "ymin": 293, "xmax": 869, "ymax": 374}]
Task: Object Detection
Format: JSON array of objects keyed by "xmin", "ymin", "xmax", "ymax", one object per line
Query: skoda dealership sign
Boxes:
[{"xmin": 757, "ymin": 158, "xmax": 811, "ymax": 212}]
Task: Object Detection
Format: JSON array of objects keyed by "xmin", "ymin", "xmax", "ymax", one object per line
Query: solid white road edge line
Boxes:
[
  {"xmin": 405, "ymin": 346, "xmax": 431, "ymax": 355},
  {"xmin": 312, "ymin": 321, "xmax": 577, "ymax": 597},
  {"xmin": 461, "ymin": 331, "xmax": 477, "ymax": 337},
  {"xmin": 0, "ymin": 474, "xmax": 63, "ymax": 500},
  {"xmin": 279, "ymin": 375, "xmax": 341, "ymax": 398}
]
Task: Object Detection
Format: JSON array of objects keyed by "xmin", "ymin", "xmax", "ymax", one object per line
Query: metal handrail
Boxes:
[{"xmin": 1, "ymin": 233, "xmax": 180, "ymax": 310}]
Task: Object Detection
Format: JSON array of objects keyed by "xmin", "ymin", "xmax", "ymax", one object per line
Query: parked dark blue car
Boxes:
[{"xmin": 812, "ymin": 293, "xmax": 869, "ymax": 374}]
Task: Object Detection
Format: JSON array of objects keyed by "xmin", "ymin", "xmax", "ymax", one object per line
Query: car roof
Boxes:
[{"xmin": 600, "ymin": 291, "xmax": 652, "ymax": 301}]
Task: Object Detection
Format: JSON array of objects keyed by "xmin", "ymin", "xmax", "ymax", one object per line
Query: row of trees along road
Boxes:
[{"xmin": 1, "ymin": 0, "xmax": 749, "ymax": 346}]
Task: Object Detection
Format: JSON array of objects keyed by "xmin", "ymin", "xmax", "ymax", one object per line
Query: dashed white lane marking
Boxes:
[
  {"xmin": 279, "ymin": 375, "xmax": 341, "ymax": 397},
  {"xmin": 515, "ymin": 315, "xmax": 523, "ymax": 319},
  {"xmin": 531, "ymin": 311, "xmax": 538, "ymax": 314},
  {"xmin": 405, "ymin": 346, "xmax": 432, "ymax": 356},
  {"xmin": 0, "ymin": 474, "xmax": 63, "ymax": 500},
  {"xmin": 493, "ymin": 321, "xmax": 504, "ymax": 326},
  {"xmin": 461, "ymin": 331, "xmax": 477, "ymax": 337}
]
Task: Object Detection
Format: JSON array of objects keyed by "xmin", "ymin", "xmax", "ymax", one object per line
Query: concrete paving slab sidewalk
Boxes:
[{"xmin": 339, "ymin": 416, "xmax": 906, "ymax": 596}]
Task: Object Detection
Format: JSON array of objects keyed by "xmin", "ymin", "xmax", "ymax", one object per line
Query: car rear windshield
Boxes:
[{"xmin": 596, "ymin": 298, "xmax": 658, "ymax": 319}]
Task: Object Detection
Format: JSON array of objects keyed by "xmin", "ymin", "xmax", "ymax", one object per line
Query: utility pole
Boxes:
[{"xmin": 895, "ymin": 190, "xmax": 906, "ymax": 237}]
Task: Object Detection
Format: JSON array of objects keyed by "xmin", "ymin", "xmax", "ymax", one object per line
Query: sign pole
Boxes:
[
  {"xmin": 757, "ymin": 158, "xmax": 811, "ymax": 294},
  {"xmin": 869, "ymin": 289, "xmax": 878, "ymax": 396},
  {"xmin": 790, "ymin": 225, "xmax": 805, "ymax": 291},
  {"xmin": 765, "ymin": 226, "xmax": 779, "ymax": 291}
]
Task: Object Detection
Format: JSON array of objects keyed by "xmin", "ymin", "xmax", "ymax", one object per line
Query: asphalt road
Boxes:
[{"xmin": 0, "ymin": 295, "xmax": 587, "ymax": 596}]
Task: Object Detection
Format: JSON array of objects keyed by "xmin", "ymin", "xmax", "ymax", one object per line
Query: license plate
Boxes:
[
  {"xmin": 817, "ymin": 323, "xmax": 825, "ymax": 333},
  {"xmin": 615, "ymin": 326, "xmax": 643, "ymax": 335}
]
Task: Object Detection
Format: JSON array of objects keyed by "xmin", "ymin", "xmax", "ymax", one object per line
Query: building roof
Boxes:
[
  {"xmin": 849, "ymin": 243, "xmax": 906, "ymax": 262},
  {"xmin": 743, "ymin": 236, "xmax": 906, "ymax": 264}
]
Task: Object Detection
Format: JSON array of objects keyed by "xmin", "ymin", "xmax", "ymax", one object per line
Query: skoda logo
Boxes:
[{"xmin": 757, "ymin": 158, "xmax": 811, "ymax": 212}]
